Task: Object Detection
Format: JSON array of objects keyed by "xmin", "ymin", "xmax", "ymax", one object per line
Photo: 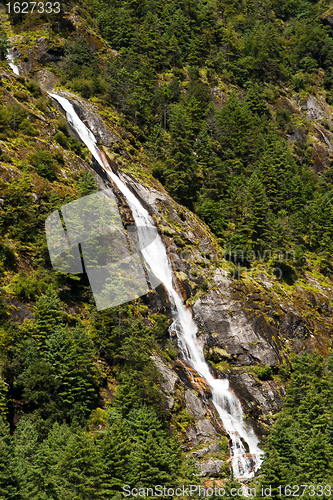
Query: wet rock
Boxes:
[
  {"xmin": 210, "ymin": 88, "xmax": 228, "ymax": 110},
  {"xmin": 165, "ymin": 395, "xmax": 174, "ymax": 410},
  {"xmin": 226, "ymin": 369, "xmax": 284, "ymax": 434},
  {"xmin": 39, "ymin": 47, "xmax": 64, "ymax": 64},
  {"xmin": 287, "ymin": 128, "xmax": 306, "ymax": 142},
  {"xmin": 4, "ymin": 299, "xmax": 33, "ymax": 324},
  {"xmin": 186, "ymin": 424, "xmax": 200, "ymax": 445},
  {"xmin": 311, "ymin": 140, "xmax": 331, "ymax": 173},
  {"xmin": 199, "ymin": 458, "xmax": 224, "ymax": 477},
  {"xmin": 175, "ymin": 360, "xmax": 212, "ymax": 398},
  {"xmin": 276, "ymin": 96, "xmax": 301, "ymax": 115}
]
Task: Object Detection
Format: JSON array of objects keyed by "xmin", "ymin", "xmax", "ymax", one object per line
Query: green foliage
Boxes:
[
  {"xmin": 15, "ymin": 291, "xmax": 102, "ymax": 425},
  {"xmin": 65, "ymin": 37, "xmax": 96, "ymax": 75},
  {"xmin": 257, "ymin": 352, "xmax": 333, "ymax": 498},
  {"xmin": 78, "ymin": 171, "xmax": 98, "ymax": 197},
  {"xmin": 19, "ymin": 118, "xmax": 38, "ymax": 137},
  {"xmin": 0, "ymin": 174, "xmax": 39, "ymax": 242},
  {"xmin": 0, "ymin": 379, "xmax": 8, "ymax": 417},
  {"xmin": 0, "ymin": 402, "xmax": 192, "ymax": 500},
  {"xmin": 0, "ymin": 241, "xmax": 17, "ymax": 273},
  {"xmin": 13, "ymin": 90, "xmax": 29, "ymax": 102},
  {"xmin": 0, "ymin": 28, "xmax": 10, "ymax": 62},
  {"xmin": 55, "ymin": 118, "xmax": 68, "ymax": 135},
  {"xmin": 254, "ymin": 365, "xmax": 273, "ymax": 381},
  {"xmin": 30, "ymin": 150, "xmax": 59, "ymax": 181},
  {"xmin": 0, "ymin": 417, "xmax": 16, "ymax": 498},
  {"xmin": 25, "ymin": 80, "xmax": 42, "ymax": 97},
  {"xmin": 0, "ymin": 103, "xmax": 27, "ymax": 132},
  {"xmin": 53, "ymin": 130, "xmax": 89, "ymax": 158},
  {"xmin": 9, "ymin": 270, "xmax": 51, "ymax": 301},
  {"xmin": 53, "ymin": 130, "xmax": 69, "ymax": 149}
]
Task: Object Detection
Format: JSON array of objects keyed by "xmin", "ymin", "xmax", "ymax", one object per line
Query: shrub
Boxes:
[
  {"xmin": 25, "ymin": 80, "xmax": 42, "ymax": 97},
  {"xmin": 0, "ymin": 241, "xmax": 17, "ymax": 270},
  {"xmin": 70, "ymin": 77, "xmax": 94, "ymax": 98},
  {"xmin": 54, "ymin": 131, "xmax": 69, "ymax": 149},
  {"xmin": 30, "ymin": 150, "xmax": 58, "ymax": 181},
  {"xmin": 19, "ymin": 118, "xmax": 38, "ymax": 137},
  {"xmin": 292, "ymin": 72, "xmax": 305, "ymax": 91},
  {"xmin": 255, "ymin": 365, "xmax": 273, "ymax": 381},
  {"xmin": 10, "ymin": 270, "xmax": 50, "ymax": 301},
  {"xmin": 199, "ymin": 279, "xmax": 209, "ymax": 292},
  {"xmin": 55, "ymin": 118, "xmax": 68, "ymax": 135},
  {"xmin": 68, "ymin": 136, "xmax": 88, "ymax": 158},
  {"xmin": 35, "ymin": 97, "xmax": 48, "ymax": 112},
  {"xmin": 13, "ymin": 90, "xmax": 29, "ymax": 102}
]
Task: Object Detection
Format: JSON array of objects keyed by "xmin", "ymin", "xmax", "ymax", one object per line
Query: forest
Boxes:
[{"xmin": 1, "ymin": 0, "xmax": 333, "ymax": 498}]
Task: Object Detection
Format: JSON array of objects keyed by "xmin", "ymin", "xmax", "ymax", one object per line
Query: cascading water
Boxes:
[
  {"xmin": 49, "ymin": 93, "xmax": 263, "ymax": 479},
  {"xmin": 6, "ymin": 50, "xmax": 20, "ymax": 75}
]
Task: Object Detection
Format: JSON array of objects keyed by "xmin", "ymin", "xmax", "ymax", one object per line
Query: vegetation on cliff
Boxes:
[{"xmin": 1, "ymin": 0, "xmax": 333, "ymax": 497}]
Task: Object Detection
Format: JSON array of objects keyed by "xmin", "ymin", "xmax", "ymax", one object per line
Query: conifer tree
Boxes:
[{"xmin": 245, "ymin": 172, "xmax": 269, "ymax": 249}]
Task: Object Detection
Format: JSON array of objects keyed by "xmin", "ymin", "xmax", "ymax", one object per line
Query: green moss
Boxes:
[
  {"xmin": 252, "ymin": 365, "xmax": 273, "ymax": 381},
  {"xmin": 173, "ymin": 233, "xmax": 186, "ymax": 247}
]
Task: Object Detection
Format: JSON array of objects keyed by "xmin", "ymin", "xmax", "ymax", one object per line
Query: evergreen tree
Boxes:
[
  {"xmin": 78, "ymin": 171, "xmax": 98, "ymax": 197},
  {"xmin": 245, "ymin": 172, "xmax": 270, "ymax": 249},
  {"xmin": 0, "ymin": 417, "xmax": 17, "ymax": 500}
]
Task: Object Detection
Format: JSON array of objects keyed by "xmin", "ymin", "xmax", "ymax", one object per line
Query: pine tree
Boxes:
[
  {"xmin": 0, "ymin": 417, "xmax": 17, "ymax": 500},
  {"xmin": 98, "ymin": 420, "xmax": 132, "ymax": 495},
  {"xmin": 245, "ymin": 172, "xmax": 270, "ymax": 249},
  {"xmin": 78, "ymin": 172, "xmax": 98, "ymax": 197},
  {"xmin": 32, "ymin": 290, "xmax": 63, "ymax": 343}
]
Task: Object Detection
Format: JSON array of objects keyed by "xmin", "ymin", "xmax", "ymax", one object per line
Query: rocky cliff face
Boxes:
[
  {"xmin": 276, "ymin": 93, "xmax": 333, "ymax": 173},
  {"xmin": 37, "ymin": 87, "xmax": 333, "ymax": 474},
  {"xmin": 3, "ymin": 18, "xmax": 333, "ymax": 477}
]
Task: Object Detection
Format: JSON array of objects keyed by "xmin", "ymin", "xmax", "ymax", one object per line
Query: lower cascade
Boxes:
[{"xmin": 50, "ymin": 93, "xmax": 263, "ymax": 479}]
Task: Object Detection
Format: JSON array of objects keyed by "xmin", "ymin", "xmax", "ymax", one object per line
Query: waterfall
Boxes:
[
  {"xmin": 49, "ymin": 93, "xmax": 263, "ymax": 479},
  {"xmin": 6, "ymin": 50, "xmax": 20, "ymax": 75}
]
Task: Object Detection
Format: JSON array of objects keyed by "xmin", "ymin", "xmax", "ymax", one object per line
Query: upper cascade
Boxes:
[
  {"xmin": 49, "ymin": 92, "xmax": 263, "ymax": 479},
  {"xmin": 6, "ymin": 49, "xmax": 20, "ymax": 75}
]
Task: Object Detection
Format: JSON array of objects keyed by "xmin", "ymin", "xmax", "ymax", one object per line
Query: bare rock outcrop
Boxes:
[{"xmin": 199, "ymin": 458, "xmax": 224, "ymax": 477}]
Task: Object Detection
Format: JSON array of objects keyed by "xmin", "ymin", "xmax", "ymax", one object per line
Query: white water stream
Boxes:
[
  {"xmin": 49, "ymin": 93, "xmax": 263, "ymax": 479},
  {"xmin": 6, "ymin": 50, "xmax": 20, "ymax": 75}
]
